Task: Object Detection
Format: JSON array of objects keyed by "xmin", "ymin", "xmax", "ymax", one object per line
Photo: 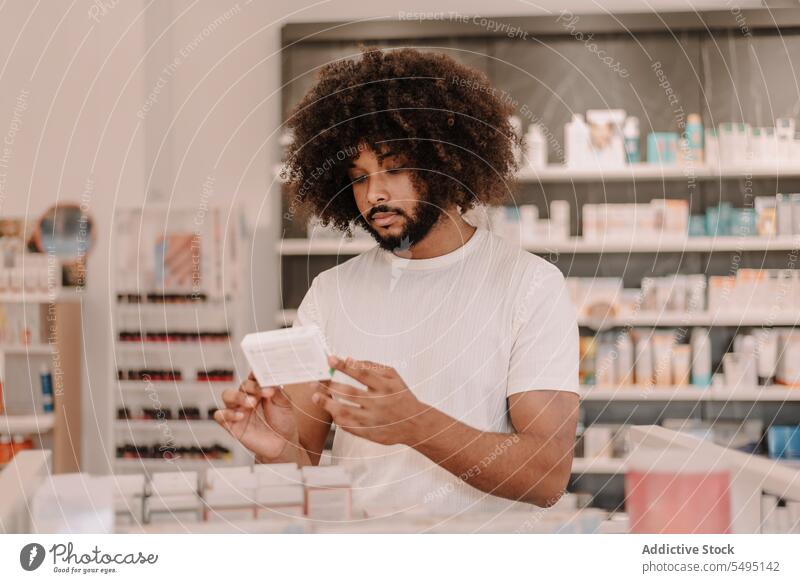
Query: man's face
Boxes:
[{"xmin": 347, "ymin": 146, "xmax": 442, "ymax": 252}]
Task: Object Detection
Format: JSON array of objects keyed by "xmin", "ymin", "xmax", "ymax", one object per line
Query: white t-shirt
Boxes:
[{"xmin": 292, "ymin": 224, "xmax": 579, "ymax": 514}]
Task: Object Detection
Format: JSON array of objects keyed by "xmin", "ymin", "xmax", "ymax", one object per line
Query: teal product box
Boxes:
[
  {"xmin": 706, "ymin": 202, "xmax": 733, "ymax": 237},
  {"xmin": 688, "ymin": 215, "xmax": 707, "ymax": 237},
  {"xmin": 768, "ymin": 426, "xmax": 800, "ymax": 460},
  {"xmin": 684, "ymin": 116, "xmax": 704, "ymax": 159},
  {"xmin": 731, "ymin": 208, "xmax": 757, "ymax": 237},
  {"xmin": 646, "ymin": 132, "xmax": 679, "ymax": 164}
]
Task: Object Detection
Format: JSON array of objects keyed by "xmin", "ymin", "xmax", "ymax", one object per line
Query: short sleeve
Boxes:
[
  {"xmin": 506, "ymin": 264, "xmax": 580, "ymax": 396},
  {"xmin": 293, "ymin": 276, "xmax": 324, "ymax": 331}
]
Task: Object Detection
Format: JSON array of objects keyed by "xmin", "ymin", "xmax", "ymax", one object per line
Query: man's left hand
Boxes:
[{"xmin": 312, "ymin": 355, "xmax": 427, "ymax": 446}]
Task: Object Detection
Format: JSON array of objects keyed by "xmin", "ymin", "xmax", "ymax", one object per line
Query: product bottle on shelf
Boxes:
[
  {"xmin": 524, "ymin": 123, "xmax": 548, "ymax": 169},
  {"xmin": 565, "ymin": 113, "xmax": 591, "ymax": 168},
  {"xmin": 684, "ymin": 113, "xmax": 704, "ymax": 163},
  {"xmin": 39, "ymin": 365, "xmax": 54, "ymax": 413},
  {"xmin": 633, "ymin": 332, "xmax": 654, "ymax": 387},
  {"xmin": 616, "ymin": 332, "xmax": 635, "ymax": 385},
  {"xmin": 623, "ymin": 116, "xmax": 640, "ymax": 164},
  {"xmin": 690, "ymin": 327, "xmax": 712, "ymax": 388}
]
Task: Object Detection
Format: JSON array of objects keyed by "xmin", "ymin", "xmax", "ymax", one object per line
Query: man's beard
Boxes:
[{"xmin": 359, "ymin": 200, "xmax": 443, "ymax": 253}]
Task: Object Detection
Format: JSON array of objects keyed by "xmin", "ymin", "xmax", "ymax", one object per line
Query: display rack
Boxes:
[
  {"xmin": 278, "ymin": 235, "xmax": 800, "ymax": 256},
  {"xmin": 111, "ymin": 205, "xmax": 249, "ymax": 474},
  {"xmin": 1, "ymin": 290, "xmax": 82, "ymax": 474},
  {"xmin": 276, "ymin": 8, "xmax": 800, "ymax": 514}
]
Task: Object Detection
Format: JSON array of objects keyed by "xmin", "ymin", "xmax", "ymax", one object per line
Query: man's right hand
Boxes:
[{"xmin": 214, "ymin": 372, "xmax": 301, "ymax": 463}]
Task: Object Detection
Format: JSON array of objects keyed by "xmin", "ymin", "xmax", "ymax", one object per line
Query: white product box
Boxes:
[
  {"xmin": 146, "ymin": 471, "xmax": 201, "ymax": 523},
  {"xmin": 253, "ymin": 462, "xmax": 302, "ymax": 486},
  {"xmin": 113, "ymin": 474, "xmax": 146, "ymax": 526},
  {"xmin": 203, "ymin": 486, "xmax": 257, "ymax": 522},
  {"xmin": 582, "ymin": 427, "xmax": 615, "ymax": 459},
  {"xmin": 302, "ymin": 466, "xmax": 352, "ymax": 521},
  {"xmin": 254, "ymin": 485, "xmax": 305, "ymax": 518},
  {"xmin": 241, "ymin": 325, "xmax": 331, "ymax": 387},
  {"xmin": 205, "ymin": 466, "xmax": 256, "ymax": 490}
]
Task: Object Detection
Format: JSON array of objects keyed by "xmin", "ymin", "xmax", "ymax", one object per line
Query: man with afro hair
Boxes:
[{"xmin": 217, "ymin": 47, "xmax": 580, "ymax": 515}]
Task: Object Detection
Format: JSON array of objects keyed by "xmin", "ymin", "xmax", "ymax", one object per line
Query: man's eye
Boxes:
[
  {"xmin": 386, "ymin": 167, "xmax": 405, "ymax": 174},
  {"xmin": 351, "ymin": 175, "xmax": 367, "ymax": 183}
]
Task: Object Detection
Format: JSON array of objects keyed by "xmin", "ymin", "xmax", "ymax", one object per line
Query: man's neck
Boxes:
[{"xmin": 396, "ymin": 210, "xmax": 477, "ymax": 260}]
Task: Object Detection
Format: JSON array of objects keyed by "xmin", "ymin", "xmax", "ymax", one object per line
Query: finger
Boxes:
[
  {"xmin": 312, "ymin": 392, "xmax": 363, "ymax": 423},
  {"xmin": 239, "ymin": 377, "xmax": 262, "ymax": 397},
  {"xmin": 327, "ymin": 382, "xmax": 370, "ymax": 404},
  {"xmin": 221, "ymin": 388, "xmax": 259, "ymax": 409},
  {"xmin": 213, "ymin": 408, "xmax": 245, "ymax": 430},
  {"xmin": 328, "ymin": 355, "xmax": 395, "ymax": 388},
  {"xmin": 265, "ymin": 386, "xmax": 293, "ymax": 409}
]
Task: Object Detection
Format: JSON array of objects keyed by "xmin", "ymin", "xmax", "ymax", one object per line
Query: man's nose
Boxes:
[{"xmin": 366, "ymin": 173, "xmax": 389, "ymax": 206}]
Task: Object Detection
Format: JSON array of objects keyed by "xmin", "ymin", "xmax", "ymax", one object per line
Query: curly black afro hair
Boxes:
[{"xmin": 282, "ymin": 46, "xmax": 520, "ymax": 234}]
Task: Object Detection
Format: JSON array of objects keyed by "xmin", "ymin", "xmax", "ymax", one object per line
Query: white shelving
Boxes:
[
  {"xmin": 113, "ymin": 457, "xmax": 235, "ymax": 472},
  {"xmin": 111, "ymin": 205, "xmax": 247, "ymax": 474},
  {"xmin": 579, "ymin": 385, "xmax": 800, "ymax": 402},
  {"xmin": 276, "ymin": 163, "xmax": 800, "ymax": 185},
  {"xmin": 115, "ymin": 341, "xmax": 233, "ymax": 352},
  {"xmin": 117, "ymin": 380, "xmax": 232, "ymax": 392},
  {"xmin": 278, "ymin": 235, "xmax": 800, "ymax": 256},
  {"xmin": 578, "ymin": 310, "xmax": 800, "ymax": 328},
  {"xmin": 278, "ymin": 238, "xmax": 375, "ymax": 256},
  {"xmin": 115, "ymin": 419, "xmax": 221, "ymax": 431},
  {"xmin": 0, "ymin": 414, "xmax": 55, "ymax": 434},
  {"xmin": 0, "ymin": 344, "xmax": 55, "ymax": 356},
  {"xmin": 571, "ymin": 457, "xmax": 626, "ymax": 474},
  {"xmin": 277, "ymin": 308, "xmax": 800, "ymax": 329},
  {"xmin": 0, "ymin": 289, "xmax": 82, "ymax": 304},
  {"xmin": 516, "ymin": 163, "xmax": 800, "ymax": 183}
]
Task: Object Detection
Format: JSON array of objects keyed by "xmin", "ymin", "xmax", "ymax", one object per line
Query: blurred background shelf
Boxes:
[
  {"xmin": 578, "ymin": 311, "xmax": 800, "ymax": 328},
  {"xmin": 0, "ymin": 414, "xmax": 55, "ymax": 434},
  {"xmin": 276, "ymin": 163, "xmax": 800, "ymax": 185},
  {"xmin": 570, "ymin": 457, "xmax": 626, "ymax": 475},
  {"xmin": 113, "ymin": 457, "xmax": 236, "ymax": 473},
  {"xmin": 516, "ymin": 163, "xmax": 800, "ymax": 182},
  {"xmin": 116, "ymin": 380, "xmax": 232, "ymax": 392},
  {"xmin": 277, "ymin": 309, "xmax": 800, "ymax": 329},
  {"xmin": 278, "ymin": 235, "xmax": 800, "ymax": 256},
  {"xmin": 0, "ymin": 344, "xmax": 56, "ymax": 356},
  {"xmin": 578, "ymin": 386, "xmax": 800, "ymax": 402}
]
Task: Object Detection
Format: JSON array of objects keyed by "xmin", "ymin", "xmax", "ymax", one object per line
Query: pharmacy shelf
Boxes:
[
  {"xmin": 516, "ymin": 163, "xmax": 800, "ymax": 182},
  {"xmin": 579, "ymin": 385, "xmax": 800, "ymax": 402},
  {"xmin": 577, "ymin": 311, "xmax": 800, "ymax": 328},
  {"xmin": 278, "ymin": 238, "xmax": 375, "ymax": 256},
  {"xmin": 278, "ymin": 308, "xmax": 800, "ymax": 329},
  {"xmin": 526, "ymin": 236, "xmax": 800, "ymax": 254},
  {"xmin": 0, "ymin": 289, "xmax": 81, "ymax": 304},
  {"xmin": 117, "ymin": 380, "xmax": 232, "ymax": 392},
  {"xmin": 571, "ymin": 457, "xmax": 626, "ymax": 474},
  {"xmin": 276, "ymin": 163, "xmax": 800, "ymax": 185},
  {"xmin": 275, "ymin": 309, "xmax": 297, "ymax": 327},
  {"xmin": 0, "ymin": 413, "xmax": 55, "ymax": 434},
  {"xmin": 278, "ymin": 235, "xmax": 800, "ymax": 256},
  {"xmin": 113, "ymin": 457, "xmax": 235, "ymax": 472},
  {"xmin": 0, "ymin": 344, "xmax": 55, "ymax": 356},
  {"xmin": 115, "ymin": 419, "xmax": 221, "ymax": 431},
  {"xmin": 114, "ymin": 341, "xmax": 233, "ymax": 352}
]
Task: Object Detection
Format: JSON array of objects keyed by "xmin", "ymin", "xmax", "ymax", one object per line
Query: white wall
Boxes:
[{"xmin": 0, "ymin": 0, "xmax": 762, "ymax": 472}]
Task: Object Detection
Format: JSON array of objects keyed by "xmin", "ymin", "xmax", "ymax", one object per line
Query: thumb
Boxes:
[{"xmin": 261, "ymin": 386, "xmax": 292, "ymax": 409}]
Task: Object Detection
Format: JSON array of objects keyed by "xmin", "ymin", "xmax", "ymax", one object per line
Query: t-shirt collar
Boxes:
[{"xmin": 379, "ymin": 226, "xmax": 487, "ymax": 271}]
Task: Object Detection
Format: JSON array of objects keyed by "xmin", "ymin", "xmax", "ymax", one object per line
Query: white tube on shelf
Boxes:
[{"xmin": 690, "ymin": 328, "xmax": 712, "ymax": 388}]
